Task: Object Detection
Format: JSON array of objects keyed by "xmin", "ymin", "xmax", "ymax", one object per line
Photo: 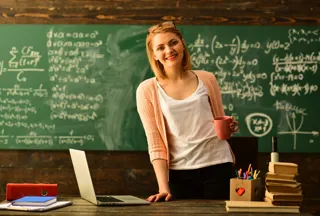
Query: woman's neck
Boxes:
[
  {"xmin": 158, "ymin": 70, "xmax": 193, "ymax": 86},
  {"xmin": 164, "ymin": 66, "xmax": 185, "ymax": 81}
]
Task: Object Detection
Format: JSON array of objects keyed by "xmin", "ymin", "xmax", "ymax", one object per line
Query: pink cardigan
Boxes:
[{"xmin": 136, "ymin": 70, "xmax": 235, "ymax": 166}]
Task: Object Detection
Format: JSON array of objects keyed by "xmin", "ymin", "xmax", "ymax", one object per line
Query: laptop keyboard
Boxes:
[{"xmin": 97, "ymin": 196, "xmax": 124, "ymax": 202}]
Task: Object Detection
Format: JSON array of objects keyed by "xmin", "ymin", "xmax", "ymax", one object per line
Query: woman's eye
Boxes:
[{"xmin": 170, "ymin": 40, "xmax": 178, "ymax": 46}]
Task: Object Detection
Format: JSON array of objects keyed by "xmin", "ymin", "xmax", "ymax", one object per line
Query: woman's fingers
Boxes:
[
  {"xmin": 230, "ymin": 119, "xmax": 240, "ymax": 132},
  {"xmin": 154, "ymin": 194, "xmax": 162, "ymax": 202},
  {"xmin": 146, "ymin": 193, "xmax": 172, "ymax": 202},
  {"xmin": 230, "ymin": 122, "xmax": 238, "ymax": 132},
  {"xmin": 165, "ymin": 193, "xmax": 172, "ymax": 201},
  {"xmin": 146, "ymin": 195, "xmax": 156, "ymax": 202}
]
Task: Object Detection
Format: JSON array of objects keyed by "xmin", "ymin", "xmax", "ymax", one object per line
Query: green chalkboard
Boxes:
[{"xmin": 0, "ymin": 25, "xmax": 318, "ymax": 152}]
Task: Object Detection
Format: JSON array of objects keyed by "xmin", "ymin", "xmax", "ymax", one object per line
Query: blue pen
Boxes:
[{"xmin": 243, "ymin": 173, "xmax": 246, "ymax": 179}]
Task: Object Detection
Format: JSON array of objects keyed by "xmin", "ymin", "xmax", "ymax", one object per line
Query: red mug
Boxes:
[{"xmin": 212, "ymin": 116, "xmax": 240, "ymax": 140}]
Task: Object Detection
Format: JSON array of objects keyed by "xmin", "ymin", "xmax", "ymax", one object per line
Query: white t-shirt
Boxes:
[{"xmin": 157, "ymin": 77, "xmax": 233, "ymax": 170}]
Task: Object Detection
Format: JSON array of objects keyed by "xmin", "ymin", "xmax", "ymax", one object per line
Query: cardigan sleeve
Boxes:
[
  {"xmin": 208, "ymin": 72, "xmax": 225, "ymax": 117},
  {"xmin": 208, "ymin": 72, "xmax": 236, "ymax": 164},
  {"xmin": 136, "ymin": 83, "xmax": 168, "ymax": 162}
]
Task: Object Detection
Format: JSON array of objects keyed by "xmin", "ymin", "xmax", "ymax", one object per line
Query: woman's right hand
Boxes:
[
  {"xmin": 149, "ymin": 159, "xmax": 172, "ymax": 202},
  {"xmin": 146, "ymin": 191, "xmax": 172, "ymax": 202}
]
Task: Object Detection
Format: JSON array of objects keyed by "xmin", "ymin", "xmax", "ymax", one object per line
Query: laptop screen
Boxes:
[{"xmin": 69, "ymin": 149, "xmax": 98, "ymax": 205}]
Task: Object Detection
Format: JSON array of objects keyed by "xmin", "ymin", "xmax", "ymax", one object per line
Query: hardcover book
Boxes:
[
  {"xmin": 225, "ymin": 201, "xmax": 300, "ymax": 213},
  {"xmin": 268, "ymin": 162, "xmax": 298, "ymax": 175},
  {"xmin": 12, "ymin": 196, "xmax": 57, "ymax": 206}
]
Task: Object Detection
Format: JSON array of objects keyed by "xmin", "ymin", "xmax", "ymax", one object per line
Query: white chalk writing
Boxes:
[
  {"xmin": 47, "ymin": 29, "xmax": 104, "ymax": 124},
  {"xmin": 245, "ymin": 113, "xmax": 273, "ymax": 137},
  {"xmin": 188, "ymin": 28, "xmax": 319, "ymax": 151},
  {"xmin": 288, "ymin": 29, "xmax": 320, "ymax": 44}
]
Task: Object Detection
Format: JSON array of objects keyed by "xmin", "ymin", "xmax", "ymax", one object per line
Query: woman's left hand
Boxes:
[{"xmin": 229, "ymin": 117, "xmax": 239, "ymax": 133}]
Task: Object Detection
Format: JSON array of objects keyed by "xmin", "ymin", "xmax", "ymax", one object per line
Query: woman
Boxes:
[{"xmin": 136, "ymin": 21, "xmax": 237, "ymax": 202}]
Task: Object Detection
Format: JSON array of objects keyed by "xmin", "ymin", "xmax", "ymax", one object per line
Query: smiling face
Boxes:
[
  {"xmin": 151, "ymin": 32, "xmax": 185, "ymax": 71},
  {"xmin": 145, "ymin": 22, "xmax": 192, "ymax": 78}
]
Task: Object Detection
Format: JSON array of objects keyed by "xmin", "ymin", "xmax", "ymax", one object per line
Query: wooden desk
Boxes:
[{"xmin": 0, "ymin": 197, "xmax": 314, "ymax": 216}]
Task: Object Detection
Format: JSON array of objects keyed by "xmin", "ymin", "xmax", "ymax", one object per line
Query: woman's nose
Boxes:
[{"xmin": 165, "ymin": 46, "xmax": 173, "ymax": 53}]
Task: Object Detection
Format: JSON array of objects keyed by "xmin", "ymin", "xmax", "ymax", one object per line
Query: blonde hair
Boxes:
[{"xmin": 146, "ymin": 21, "xmax": 192, "ymax": 79}]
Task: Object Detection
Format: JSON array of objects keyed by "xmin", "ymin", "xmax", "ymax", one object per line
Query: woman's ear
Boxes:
[
  {"xmin": 182, "ymin": 39, "xmax": 186, "ymax": 46},
  {"xmin": 182, "ymin": 39, "xmax": 187, "ymax": 51},
  {"xmin": 153, "ymin": 55, "xmax": 158, "ymax": 61}
]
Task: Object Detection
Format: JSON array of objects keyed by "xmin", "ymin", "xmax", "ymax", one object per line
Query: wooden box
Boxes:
[{"xmin": 230, "ymin": 178, "xmax": 262, "ymax": 201}]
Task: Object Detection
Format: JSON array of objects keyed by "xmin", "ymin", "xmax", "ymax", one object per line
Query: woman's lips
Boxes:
[{"xmin": 166, "ymin": 54, "xmax": 177, "ymax": 60}]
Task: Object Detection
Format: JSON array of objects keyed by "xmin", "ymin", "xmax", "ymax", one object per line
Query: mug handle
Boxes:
[{"xmin": 230, "ymin": 120, "xmax": 240, "ymax": 133}]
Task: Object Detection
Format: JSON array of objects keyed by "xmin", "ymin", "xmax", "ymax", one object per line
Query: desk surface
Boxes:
[{"xmin": 0, "ymin": 197, "xmax": 314, "ymax": 216}]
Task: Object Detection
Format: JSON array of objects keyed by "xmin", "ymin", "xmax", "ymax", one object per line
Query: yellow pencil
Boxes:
[{"xmin": 247, "ymin": 164, "xmax": 251, "ymax": 174}]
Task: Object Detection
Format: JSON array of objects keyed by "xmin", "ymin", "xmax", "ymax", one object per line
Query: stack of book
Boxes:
[
  {"xmin": 11, "ymin": 196, "xmax": 57, "ymax": 206},
  {"xmin": 0, "ymin": 196, "xmax": 72, "ymax": 212},
  {"xmin": 264, "ymin": 162, "xmax": 303, "ymax": 207}
]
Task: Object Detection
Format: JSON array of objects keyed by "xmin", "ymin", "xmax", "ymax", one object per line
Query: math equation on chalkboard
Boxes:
[{"xmin": 0, "ymin": 25, "xmax": 318, "ymax": 152}]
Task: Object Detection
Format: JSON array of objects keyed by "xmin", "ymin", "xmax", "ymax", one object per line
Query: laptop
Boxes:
[{"xmin": 69, "ymin": 149, "xmax": 150, "ymax": 206}]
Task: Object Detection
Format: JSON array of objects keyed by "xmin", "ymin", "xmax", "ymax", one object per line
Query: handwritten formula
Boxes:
[
  {"xmin": 0, "ymin": 25, "xmax": 318, "ymax": 152},
  {"xmin": 188, "ymin": 27, "xmax": 319, "ymax": 151}
]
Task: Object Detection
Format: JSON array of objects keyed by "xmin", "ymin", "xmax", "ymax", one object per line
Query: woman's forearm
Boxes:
[{"xmin": 152, "ymin": 159, "xmax": 170, "ymax": 193}]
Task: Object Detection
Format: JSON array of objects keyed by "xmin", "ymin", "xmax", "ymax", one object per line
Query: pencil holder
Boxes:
[{"xmin": 229, "ymin": 178, "xmax": 262, "ymax": 201}]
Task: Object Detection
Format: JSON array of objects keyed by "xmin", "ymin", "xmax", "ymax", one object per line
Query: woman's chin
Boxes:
[{"xmin": 165, "ymin": 60, "xmax": 182, "ymax": 68}]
